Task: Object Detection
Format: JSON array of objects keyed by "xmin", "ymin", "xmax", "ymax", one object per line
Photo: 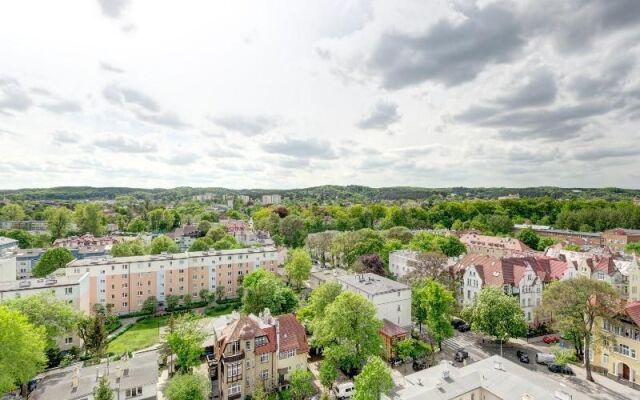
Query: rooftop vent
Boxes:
[
  {"xmin": 492, "ymin": 271, "xmax": 500, "ymax": 277},
  {"xmin": 44, "ymin": 278, "xmax": 58, "ymax": 286},
  {"xmin": 441, "ymin": 370, "xmax": 450, "ymax": 380},
  {"xmin": 493, "ymin": 360, "xmax": 504, "ymax": 371}
]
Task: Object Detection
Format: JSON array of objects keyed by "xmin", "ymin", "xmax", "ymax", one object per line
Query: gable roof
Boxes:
[
  {"xmin": 277, "ymin": 313, "xmax": 309, "ymax": 353},
  {"xmin": 625, "ymin": 301, "xmax": 640, "ymax": 327}
]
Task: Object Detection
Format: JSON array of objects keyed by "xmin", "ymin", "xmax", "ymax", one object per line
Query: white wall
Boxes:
[{"xmin": 0, "ymin": 257, "xmax": 17, "ymax": 282}]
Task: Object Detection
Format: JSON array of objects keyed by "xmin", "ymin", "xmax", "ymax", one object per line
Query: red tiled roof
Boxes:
[
  {"xmin": 276, "ymin": 314, "xmax": 309, "ymax": 353},
  {"xmin": 593, "ymin": 257, "xmax": 618, "ymax": 275},
  {"xmin": 625, "ymin": 301, "xmax": 640, "ymax": 327},
  {"xmin": 380, "ymin": 319, "xmax": 409, "ymax": 338}
]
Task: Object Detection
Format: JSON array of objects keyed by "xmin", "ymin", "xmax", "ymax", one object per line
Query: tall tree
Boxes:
[
  {"xmin": 298, "ymin": 283, "xmax": 342, "ymax": 331},
  {"xmin": 188, "ymin": 237, "xmax": 213, "ymax": 252},
  {"xmin": 289, "ymin": 369, "xmax": 315, "ymax": 400},
  {"xmin": 462, "ymin": 287, "xmax": 527, "ymax": 343},
  {"xmin": 285, "ymin": 248, "xmax": 312, "ymax": 289},
  {"xmin": 517, "ymin": 227, "xmax": 540, "ymax": 250},
  {"xmin": 77, "ymin": 306, "xmax": 107, "ymax": 358},
  {"xmin": 353, "ymin": 357, "xmax": 394, "ymax": 400},
  {"xmin": 0, "ymin": 203, "xmax": 26, "ymax": 221},
  {"xmin": 111, "ymin": 239, "xmax": 146, "ymax": 257},
  {"xmin": 127, "ymin": 217, "xmax": 148, "ymax": 233},
  {"xmin": 45, "ymin": 207, "xmax": 73, "ymax": 239},
  {"xmin": 165, "ymin": 373, "xmax": 211, "ymax": 400},
  {"xmin": 413, "ymin": 279, "xmax": 455, "ymax": 349},
  {"xmin": 206, "ymin": 224, "xmax": 228, "ymax": 242},
  {"xmin": 314, "ymin": 292, "xmax": 382, "ymax": 373},
  {"xmin": 32, "ymin": 247, "xmax": 74, "ymax": 277},
  {"xmin": 3, "ymin": 293, "xmax": 80, "ymax": 349},
  {"xmin": 149, "ymin": 235, "xmax": 180, "ymax": 254},
  {"xmin": 74, "ymin": 202, "xmax": 105, "ymax": 236},
  {"xmin": 279, "ymin": 215, "xmax": 307, "ymax": 248},
  {"xmin": 241, "ymin": 269, "xmax": 298, "ymax": 315},
  {"xmin": 319, "ymin": 361, "xmax": 338, "ymax": 392},
  {"xmin": 0, "ymin": 306, "xmax": 47, "ymax": 394},
  {"xmin": 402, "ymin": 252, "xmax": 448, "ymax": 283},
  {"xmin": 539, "ymin": 277, "xmax": 621, "ymax": 382},
  {"xmin": 166, "ymin": 314, "xmax": 206, "ymax": 373},
  {"xmin": 94, "ymin": 375, "xmax": 114, "ymax": 400},
  {"xmin": 353, "ymin": 254, "xmax": 386, "ymax": 276}
]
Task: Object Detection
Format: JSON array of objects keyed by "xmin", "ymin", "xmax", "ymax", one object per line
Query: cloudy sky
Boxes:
[{"xmin": 1, "ymin": 0, "xmax": 640, "ymax": 189}]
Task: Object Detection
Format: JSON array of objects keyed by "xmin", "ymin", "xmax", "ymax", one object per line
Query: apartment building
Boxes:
[
  {"xmin": 452, "ymin": 254, "xmax": 575, "ymax": 323},
  {"xmin": 459, "ymin": 232, "xmax": 537, "ymax": 258},
  {"xmin": 53, "ymin": 234, "xmax": 120, "ymax": 250},
  {"xmin": 603, "ymin": 229, "xmax": 640, "ymax": 253},
  {"xmin": 389, "ymin": 249, "xmax": 419, "ymax": 278},
  {"xmin": 65, "ymin": 247, "xmax": 279, "ymax": 314},
  {"xmin": 336, "ymin": 273, "xmax": 412, "ymax": 328},
  {"xmin": 261, "ymin": 195, "xmax": 282, "ymax": 205},
  {"xmin": 0, "ymin": 273, "xmax": 90, "ymax": 350},
  {"xmin": 16, "ymin": 248, "xmax": 44, "ymax": 279},
  {"xmin": 593, "ymin": 301, "xmax": 640, "ymax": 385},
  {"xmin": 0, "ymin": 236, "xmax": 18, "ymax": 282},
  {"xmin": 214, "ymin": 309, "xmax": 309, "ymax": 400}
]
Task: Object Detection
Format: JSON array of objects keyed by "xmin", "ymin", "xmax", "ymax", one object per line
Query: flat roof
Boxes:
[
  {"xmin": 337, "ymin": 273, "xmax": 410, "ymax": 295},
  {"xmin": 0, "ymin": 236, "xmax": 18, "ymax": 246},
  {"xmin": 389, "ymin": 355, "xmax": 580, "ymax": 400},
  {"xmin": 67, "ymin": 246, "xmax": 278, "ymax": 267},
  {"xmin": 0, "ymin": 273, "xmax": 87, "ymax": 292},
  {"xmin": 30, "ymin": 350, "xmax": 158, "ymax": 400}
]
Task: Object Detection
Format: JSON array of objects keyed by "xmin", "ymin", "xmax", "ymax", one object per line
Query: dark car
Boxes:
[
  {"xmin": 412, "ymin": 359, "xmax": 427, "ymax": 371},
  {"xmin": 454, "ymin": 350, "xmax": 469, "ymax": 362},
  {"xmin": 518, "ymin": 353, "xmax": 530, "ymax": 363},
  {"xmin": 548, "ymin": 364, "xmax": 574, "ymax": 375},
  {"xmin": 456, "ymin": 323, "xmax": 471, "ymax": 332},
  {"xmin": 389, "ymin": 358, "xmax": 403, "ymax": 367},
  {"xmin": 451, "ymin": 318, "xmax": 465, "ymax": 328}
]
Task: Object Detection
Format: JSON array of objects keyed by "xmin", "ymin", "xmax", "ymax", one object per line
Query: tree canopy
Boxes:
[
  {"xmin": 166, "ymin": 314, "xmax": 207, "ymax": 373},
  {"xmin": 462, "ymin": 287, "xmax": 527, "ymax": 342},
  {"xmin": 149, "ymin": 235, "xmax": 180, "ymax": 254},
  {"xmin": 353, "ymin": 357, "xmax": 394, "ymax": 400},
  {"xmin": 285, "ymin": 248, "xmax": 312, "ymax": 288},
  {"xmin": 33, "ymin": 247, "xmax": 75, "ymax": 277},
  {"xmin": 165, "ymin": 373, "xmax": 211, "ymax": 400},
  {"xmin": 241, "ymin": 269, "xmax": 298, "ymax": 315}
]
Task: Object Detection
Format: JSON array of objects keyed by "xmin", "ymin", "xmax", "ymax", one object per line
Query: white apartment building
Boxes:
[
  {"xmin": 0, "ymin": 273, "xmax": 91, "ymax": 350},
  {"xmin": 336, "ymin": 273, "xmax": 412, "ymax": 328},
  {"xmin": 16, "ymin": 248, "xmax": 45, "ymax": 279},
  {"xmin": 389, "ymin": 249, "xmax": 419, "ymax": 278},
  {"xmin": 65, "ymin": 247, "xmax": 280, "ymax": 315},
  {"xmin": 0, "ymin": 237, "xmax": 18, "ymax": 282},
  {"xmin": 261, "ymin": 194, "xmax": 282, "ymax": 205}
]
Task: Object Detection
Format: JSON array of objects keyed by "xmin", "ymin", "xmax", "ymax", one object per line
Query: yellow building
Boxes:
[{"xmin": 593, "ymin": 301, "xmax": 640, "ymax": 384}]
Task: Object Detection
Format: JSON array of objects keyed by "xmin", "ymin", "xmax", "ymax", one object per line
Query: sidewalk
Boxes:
[{"xmin": 107, "ymin": 316, "xmax": 140, "ymax": 340}]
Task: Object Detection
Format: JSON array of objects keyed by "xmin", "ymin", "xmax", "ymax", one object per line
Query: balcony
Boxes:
[
  {"xmin": 223, "ymin": 351, "xmax": 245, "ymax": 363},
  {"xmin": 229, "ymin": 393, "xmax": 242, "ymax": 400},
  {"xmin": 227, "ymin": 374, "xmax": 243, "ymax": 383}
]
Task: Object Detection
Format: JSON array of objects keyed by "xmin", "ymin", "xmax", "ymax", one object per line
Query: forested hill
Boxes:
[{"xmin": 1, "ymin": 185, "xmax": 639, "ymax": 202}]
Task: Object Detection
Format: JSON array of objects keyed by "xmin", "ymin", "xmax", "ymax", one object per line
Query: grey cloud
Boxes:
[
  {"xmin": 569, "ymin": 57, "xmax": 635, "ymax": 100},
  {"xmin": 210, "ymin": 115, "xmax": 278, "ymax": 136},
  {"xmin": 41, "ymin": 100, "xmax": 82, "ymax": 114},
  {"xmin": 492, "ymin": 69, "xmax": 557, "ymax": 108},
  {"xmin": 97, "ymin": 0, "xmax": 130, "ymax": 19},
  {"xmin": 209, "ymin": 148, "xmax": 242, "ymax": 158},
  {"xmin": 261, "ymin": 138, "xmax": 338, "ymax": 159},
  {"xmin": 368, "ymin": 2, "xmax": 524, "ymax": 88},
  {"xmin": 573, "ymin": 146, "xmax": 640, "ymax": 161},
  {"xmin": 52, "ymin": 131, "xmax": 80, "ymax": 144},
  {"xmin": 135, "ymin": 111, "xmax": 185, "ymax": 129},
  {"xmin": 357, "ymin": 100, "xmax": 400, "ymax": 130},
  {"xmin": 163, "ymin": 153, "xmax": 197, "ymax": 166},
  {"xmin": 0, "ymin": 77, "xmax": 33, "ymax": 113},
  {"xmin": 277, "ymin": 157, "xmax": 310, "ymax": 168},
  {"xmin": 100, "ymin": 61, "xmax": 125, "ymax": 74},
  {"xmin": 94, "ymin": 135, "xmax": 157, "ymax": 153}
]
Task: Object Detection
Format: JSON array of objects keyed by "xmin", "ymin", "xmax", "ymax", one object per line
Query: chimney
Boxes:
[{"xmin": 262, "ymin": 308, "xmax": 272, "ymax": 324}]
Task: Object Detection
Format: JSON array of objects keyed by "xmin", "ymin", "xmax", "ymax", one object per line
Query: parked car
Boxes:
[
  {"xmin": 517, "ymin": 352, "xmax": 529, "ymax": 363},
  {"xmin": 412, "ymin": 359, "xmax": 427, "ymax": 371},
  {"xmin": 456, "ymin": 323, "xmax": 471, "ymax": 332},
  {"xmin": 542, "ymin": 335, "xmax": 560, "ymax": 344},
  {"xmin": 454, "ymin": 350, "xmax": 469, "ymax": 362},
  {"xmin": 548, "ymin": 364, "xmax": 575, "ymax": 375},
  {"xmin": 333, "ymin": 382, "xmax": 354, "ymax": 400},
  {"xmin": 535, "ymin": 352, "xmax": 556, "ymax": 365}
]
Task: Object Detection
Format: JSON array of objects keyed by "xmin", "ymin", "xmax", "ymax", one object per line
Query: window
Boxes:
[
  {"xmin": 256, "ymin": 336, "xmax": 268, "ymax": 347},
  {"xmin": 65, "ymin": 287, "xmax": 73, "ymax": 295},
  {"xmin": 260, "ymin": 369, "xmax": 269, "ymax": 380},
  {"xmin": 65, "ymin": 337, "xmax": 73, "ymax": 344},
  {"xmin": 231, "ymin": 341, "xmax": 241, "ymax": 354},
  {"xmin": 279, "ymin": 349, "xmax": 296, "ymax": 359},
  {"xmin": 229, "ymin": 383, "xmax": 241, "ymax": 395},
  {"xmin": 614, "ymin": 344, "xmax": 637, "ymax": 358},
  {"xmin": 246, "ymin": 341, "xmax": 251, "ymax": 350},
  {"xmin": 260, "ymin": 353, "xmax": 269, "ymax": 363},
  {"xmin": 125, "ymin": 386, "xmax": 143, "ymax": 398},
  {"xmin": 229, "ymin": 362, "xmax": 241, "ymax": 377}
]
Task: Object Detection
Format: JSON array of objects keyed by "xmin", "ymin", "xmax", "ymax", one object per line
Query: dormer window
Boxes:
[{"xmin": 255, "ymin": 336, "xmax": 267, "ymax": 347}]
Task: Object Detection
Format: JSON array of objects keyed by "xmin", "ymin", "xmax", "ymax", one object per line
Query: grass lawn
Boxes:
[
  {"xmin": 204, "ymin": 304, "xmax": 238, "ymax": 317},
  {"xmin": 108, "ymin": 316, "xmax": 169, "ymax": 354}
]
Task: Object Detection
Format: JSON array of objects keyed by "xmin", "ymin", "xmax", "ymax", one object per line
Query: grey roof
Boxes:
[
  {"xmin": 388, "ymin": 356, "xmax": 581, "ymax": 400},
  {"xmin": 337, "ymin": 273, "xmax": 410, "ymax": 295},
  {"xmin": 30, "ymin": 350, "xmax": 159, "ymax": 400},
  {"xmin": 0, "ymin": 274, "xmax": 86, "ymax": 292},
  {"xmin": 0, "ymin": 236, "xmax": 18, "ymax": 247}
]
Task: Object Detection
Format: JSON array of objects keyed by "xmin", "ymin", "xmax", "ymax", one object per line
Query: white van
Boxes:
[
  {"xmin": 535, "ymin": 352, "xmax": 556, "ymax": 365},
  {"xmin": 333, "ymin": 382, "xmax": 354, "ymax": 399}
]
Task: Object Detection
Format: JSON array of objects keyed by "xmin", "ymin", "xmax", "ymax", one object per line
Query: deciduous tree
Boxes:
[
  {"xmin": 413, "ymin": 279, "xmax": 455, "ymax": 348},
  {"xmin": 94, "ymin": 375, "xmax": 114, "ymax": 400},
  {"xmin": 241, "ymin": 269, "xmax": 298, "ymax": 315},
  {"xmin": 353, "ymin": 357, "xmax": 393, "ymax": 400},
  {"xmin": 77, "ymin": 306, "xmax": 107, "ymax": 358},
  {"xmin": 165, "ymin": 373, "xmax": 210, "ymax": 400},
  {"xmin": 74, "ymin": 202, "xmax": 105, "ymax": 236},
  {"xmin": 0, "ymin": 203, "xmax": 26, "ymax": 221},
  {"xmin": 33, "ymin": 247, "xmax": 74, "ymax": 277},
  {"xmin": 149, "ymin": 235, "xmax": 180, "ymax": 254},
  {"xmin": 289, "ymin": 369, "xmax": 315, "ymax": 400},
  {"xmin": 285, "ymin": 248, "xmax": 312, "ymax": 288},
  {"xmin": 462, "ymin": 287, "xmax": 527, "ymax": 343},
  {"xmin": 45, "ymin": 206, "xmax": 73, "ymax": 239},
  {"xmin": 166, "ymin": 315, "xmax": 206, "ymax": 373}
]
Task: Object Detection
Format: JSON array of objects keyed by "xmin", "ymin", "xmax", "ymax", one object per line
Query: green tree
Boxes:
[
  {"xmin": 165, "ymin": 373, "xmax": 211, "ymax": 400},
  {"xmin": 552, "ymin": 347, "xmax": 577, "ymax": 366},
  {"xmin": 434, "ymin": 235, "xmax": 466, "ymax": 257},
  {"xmin": 206, "ymin": 225, "xmax": 228, "ymax": 242},
  {"xmin": 353, "ymin": 357, "xmax": 393, "ymax": 400},
  {"xmin": 279, "ymin": 215, "xmax": 307, "ymax": 247},
  {"xmin": 319, "ymin": 361, "xmax": 338, "ymax": 391},
  {"xmin": 0, "ymin": 203, "xmax": 26, "ymax": 220},
  {"xmin": 394, "ymin": 339, "xmax": 430, "ymax": 363},
  {"xmin": 33, "ymin": 247, "xmax": 74, "ymax": 277},
  {"xmin": 298, "ymin": 283, "xmax": 342, "ymax": 331},
  {"xmin": 539, "ymin": 277, "xmax": 621, "ymax": 382},
  {"xmin": 564, "ymin": 243, "xmax": 582, "ymax": 251},
  {"xmin": 149, "ymin": 235, "xmax": 180, "ymax": 254},
  {"xmin": 77, "ymin": 306, "xmax": 107, "ymax": 358},
  {"xmin": 211, "ymin": 234, "xmax": 240, "ymax": 250},
  {"xmin": 166, "ymin": 314, "xmax": 206, "ymax": 373},
  {"xmin": 537, "ymin": 237, "xmax": 556, "ymax": 250},
  {"xmin": 183, "ymin": 293, "xmax": 193, "ymax": 308},
  {"xmin": 242, "ymin": 269, "xmax": 298, "ymax": 315},
  {"xmin": 166, "ymin": 294, "xmax": 181, "ymax": 311},
  {"xmin": 289, "ymin": 369, "xmax": 315, "ymax": 400},
  {"xmin": 252, "ymin": 383, "xmax": 268, "ymax": 400},
  {"xmin": 462, "ymin": 287, "xmax": 527, "ymax": 343},
  {"xmin": 45, "ymin": 207, "xmax": 73, "ymax": 239},
  {"xmin": 314, "ymin": 292, "xmax": 382, "ymax": 373},
  {"xmin": 3, "ymin": 293, "xmax": 80, "ymax": 349},
  {"xmin": 199, "ymin": 288, "xmax": 210, "ymax": 301},
  {"xmin": 142, "ymin": 296, "xmax": 159, "ymax": 315},
  {"xmin": 517, "ymin": 228, "xmax": 539, "ymax": 250},
  {"xmin": 127, "ymin": 217, "xmax": 147, "ymax": 233},
  {"xmin": 625, "ymin": 242, "xmax": 640, "ymax": 254},
  {"xmin": 285, "ymin": 248, "xmax": 312, "ymax": 289},
  {"xmin": 414, "ymin": 279, "xmax": 455, "ymax": 349},
  {"xmin": 94, "ymin": 375, "xmax": 114, "ymax": 400},
  {"xmin": 74, "ymin": 202, "xmax": 105, "ymax": 235},
  {"xmin": 110, "ymin": 239, "xmax": 146, "ymax": 257},
  {"xmin": 0, "ymin": 305, "xmax": 47, "ymax": 394},
  {"xmin": 188, "ymin": 237, "xmax": 213, "ymax": 251},
  {"xmin": 215, "ymin": 286, "xmax": 225, "ymax": 302}
]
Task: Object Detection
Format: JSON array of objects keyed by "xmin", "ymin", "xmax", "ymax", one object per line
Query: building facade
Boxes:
[
  {"xmin": 459, "ymin": 233, "xmax": 537, "ymax": 258},
  {"xmin": 603, "ymin": 229, "xmax": 640, "ymax": 253},
  {"xmin": 336, "ymin": 273, "xmax": 412, "ymax": 328},
  {"xmin": 65, "ymin": 247, "xmax": 279, "ymax": 314},
  {"xmin": 389, "ymin": 249, "xmax": 419, "ymax": 279},
  {"xmin": 0, "ymin": 236, "xmax": 18, "ymax": 282}
]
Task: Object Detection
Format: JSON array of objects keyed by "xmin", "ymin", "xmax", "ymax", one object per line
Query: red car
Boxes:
[{"xmin": 542, "ymin": 335, "xmax": 560, "ymax": 344}]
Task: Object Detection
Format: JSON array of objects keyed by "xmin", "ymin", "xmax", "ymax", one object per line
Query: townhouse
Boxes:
[
  {"xmin": 53, "ymin": 233, "xmax": 120, "ymax": 249},
  {"xmin": 0, "ymin": 273, "xmax": 91, "ymax": 350},
  {"xmin": 213, "ymin": 309, "xmax": 308, "ymax": 400},
  {"xmin": 459, "ymin": 232, "xmax": 538, "ymax": 258},
  {"xmin": 452, "ymin": 254, "xmax": 575, "ymax": 323},
  {"xmin": 65, "ymin": 246, "xmax": 279, "ymax": 314}
]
